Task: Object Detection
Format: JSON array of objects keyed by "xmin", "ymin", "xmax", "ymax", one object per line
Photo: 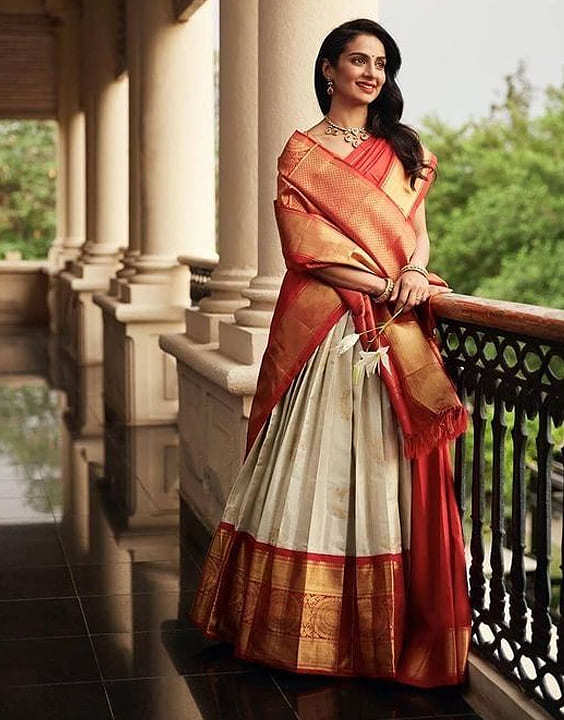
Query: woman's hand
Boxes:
[
  {"xmin": 370, "ymin": 275, "xmax": 389, "ymax": 296},
  {"xmin": 390, "ymin": 270, "xmax": 430, "ymax": 314}
]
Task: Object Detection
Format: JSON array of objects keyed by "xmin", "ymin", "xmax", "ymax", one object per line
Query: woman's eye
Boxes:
[{"xmin": 351, "ymin": 56, "xmax": 385, "ymax": 70}]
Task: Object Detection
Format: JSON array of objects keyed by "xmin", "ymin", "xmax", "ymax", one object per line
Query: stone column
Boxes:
[
  {"xmin": 110, "ymin": 0, "xmax": 141, "ymax": 296},
  {"xmin": 162, "ymin": 0, "xmax": 378, "ymax": 529},
  {"xmin": 47, "ymin": 7, "xmax": 67, "ymax": 334},
  {"xmin": 95, "ymin": 0, "xmax": 216, "ymax": 425},
  {"xmin": 123, "ymin": 0, "xmax": 215, "ymax": 303},
  {"xmin": 50, "ymin": 1, "xmax": 86, "ymax": 335},
  {"xmin": 47, "ymin": 31, "xmax": 67, "ymax": 334},
  {"xmin": 186, "ymin": 0, "xmax": 258, "ymax": 344},
  {"xmin": 220, "ymin": 1, "xmax": 376, "ymax": 364},
  {"xmin": 49, "ymin": 117, "xmax": 66, "ymax": 270},
  {"xmin": 59, "ymin": 0, "xmax": 128, "ymax": 365},
  {"xmin": 60, "ymin": 1, "xmax": 86, "ymax": 266},
  {"xmin": 160, "ymin": 0, "xmax": 259, "ymax": 526},
  {"xmin": 46, "ymin": 0, "xmax": 69, "ymax": 270},
  {"xmin": 74, "ymin": 0, "xmax": 128, "ymax": 280}
]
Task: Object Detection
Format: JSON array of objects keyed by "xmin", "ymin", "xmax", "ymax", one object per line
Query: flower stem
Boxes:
[{"xmin": 365, "ymin": 306, "xmax": 404, "ymax": 349}]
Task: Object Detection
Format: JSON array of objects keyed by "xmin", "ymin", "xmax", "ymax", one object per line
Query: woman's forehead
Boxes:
[{"xmin": 345, "ymin": 34, "xmax": 386, "ymax": 57}]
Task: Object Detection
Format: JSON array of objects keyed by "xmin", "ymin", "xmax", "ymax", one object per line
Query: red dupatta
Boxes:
[
  {"xmin": 243, "ymin": 130, "xmax": 471, "ymax": 685},
  {"xmin": 246, "ymin": 131, "xmax": 467, "ymax": 460}
]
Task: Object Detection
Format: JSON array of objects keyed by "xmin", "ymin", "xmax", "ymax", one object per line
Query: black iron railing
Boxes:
[
  {"xmin": 434, "ymin": 294, "xmax": 564, "ymax": 717},
  {"xmin": 180, "ymin": 255, "xmax": 216, "ymax": 304},
  {"xmin": 189, "ymin": 265, "xmax": 213, "ymax": 304}
]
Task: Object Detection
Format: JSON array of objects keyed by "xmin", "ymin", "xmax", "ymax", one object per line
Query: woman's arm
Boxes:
[
  {"xmin": 407, "ymin": 198, "xmax": 430, "ymax": 267},
  {"xmin": 310, "ymin": 265, "xmax": 388, "ymax": 295},
  {"xmin": 310, "ymin": 198, "xmax": 428, "ymax": 299},
  {"xmin": 390, "ymin": 199, "xmax": 452, "ymax": 312},
  {"xmin": 390, "ymin": 199, "xmax": 432, "ymax": 312}
]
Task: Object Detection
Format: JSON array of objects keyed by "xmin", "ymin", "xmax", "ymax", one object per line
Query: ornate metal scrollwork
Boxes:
[
  {"xmin": 189, "ymin": 264, "xmax": 213, "ymax": 304},
  {"xmin": 436, "ymin": 316, "xmax": 564, "ymax": 717}
]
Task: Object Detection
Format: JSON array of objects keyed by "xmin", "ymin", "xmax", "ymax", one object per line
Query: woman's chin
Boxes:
[{"xmin": 338, "ymin": 92, "xmax": 375, "ymax": 108}]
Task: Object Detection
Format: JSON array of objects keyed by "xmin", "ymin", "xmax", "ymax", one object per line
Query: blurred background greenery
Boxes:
[
  {"xmin": 423, "ymin": 65, "xmax": 564, "ymax": 310},
  {"xmin": 0, "ymin": 119, "xmax": 56, "ymax": 260}
]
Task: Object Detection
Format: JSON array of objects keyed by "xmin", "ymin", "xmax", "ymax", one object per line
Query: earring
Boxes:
[{"xmin": 326, "ymin": 79, "xmax": 334, "ymax": 96}]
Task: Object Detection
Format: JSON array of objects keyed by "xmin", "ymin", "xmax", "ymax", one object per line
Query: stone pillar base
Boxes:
[
  {"xmin": 60, "ymin": 360, "xmax": 104, "ymax": 437},
  {"xmin": 108, "ymin": 276, "xmax": 127, "ymax": 298},
  {"xmin": 58, "ymin": 270, "xmax": 117, "ymax": 365},
  {"xmin": 219, "ymin": 321, "xmax": 268, "ymax": 365},
  {"xmin": 94, "ymin": 294, "xmax": 186, "ymax": 425},
  {"xmin": 185, "ymin": 307, "xmax": 234, "ymax": 344},
  {"xmin": 159, "ymin": 332, "xmax": 258, "ymax": 531}
]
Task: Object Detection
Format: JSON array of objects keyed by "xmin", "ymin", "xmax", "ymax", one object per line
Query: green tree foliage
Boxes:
[
  {"xmin": 422, "ymin": 65, "xmax": 564, "ymax": 309},
  {"xmin": 0, "ymin": 120, "xmax": 56, "ymax": 259}
]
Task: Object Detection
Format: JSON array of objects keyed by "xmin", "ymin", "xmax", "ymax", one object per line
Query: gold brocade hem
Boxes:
[
  {"xmin": 190, "ymin": 522, "xmax": 406, "ymax": 677},
  {"xmin": 190, "ymin": 522, "xmax": 469, "ymax": 684}
]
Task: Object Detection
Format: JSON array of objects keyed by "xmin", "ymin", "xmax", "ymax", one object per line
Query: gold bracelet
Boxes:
[
  {"xmin": 372, "ymin": 277, "xmax": 394, "ymax": 304},
  {"xmin": 400, "ymin": 263, "xmax": 429, "ymax": 280}
]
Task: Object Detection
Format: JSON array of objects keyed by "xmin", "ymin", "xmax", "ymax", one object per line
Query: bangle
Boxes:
[
  {"xmin": 372, "ymin": 277, "xmax": 394, "ymax": 304},
  {"xmin": 400, "ymin": 263, "xmax": 429, "ymax": 280}
]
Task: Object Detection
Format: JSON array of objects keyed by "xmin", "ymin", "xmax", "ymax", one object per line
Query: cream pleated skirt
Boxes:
[
  {"xmin": 224, "ymin": 310, "xmax": 412, "ymax": 555},
  {"xmin": 191, "ymin": 311, "xmax": 415, "ymax": 676}
]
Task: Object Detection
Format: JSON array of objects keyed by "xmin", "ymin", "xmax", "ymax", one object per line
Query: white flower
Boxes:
[
  {"xmin": 379, "ymin": 347, "xmax": 391, "ymax": 374},
  {"xmin": 353, "ymin": 346, "xmax": 391, "ymax": 381},
  {"xmin": 336, "ymin": 332, "xmax": 360, "ymax": 355}
]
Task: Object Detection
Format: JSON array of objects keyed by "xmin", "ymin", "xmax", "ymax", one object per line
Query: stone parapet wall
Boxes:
[{"xmin": 0, "ymin": 260, "xmax": 49, "ymax": 326}]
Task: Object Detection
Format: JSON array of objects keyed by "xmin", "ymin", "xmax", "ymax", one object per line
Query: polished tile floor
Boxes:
[{"xmin": 0, "ymin": 342, "xmax": 483, "ymax": 719}]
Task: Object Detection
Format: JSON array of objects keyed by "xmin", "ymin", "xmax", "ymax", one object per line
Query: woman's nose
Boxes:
[{"xmin": 363, "ymin": 61, "xmax": 380, "ymax": 76}]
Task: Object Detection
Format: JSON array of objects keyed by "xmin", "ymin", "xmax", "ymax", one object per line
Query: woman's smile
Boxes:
[{"xmin": 356, "ymin": 80, "xmax": 377, "ymax": 93}]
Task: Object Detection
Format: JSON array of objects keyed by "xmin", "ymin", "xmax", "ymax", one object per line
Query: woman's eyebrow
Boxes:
[{"xmin": 346, "ymin": 52, "xmax": 386, "ymax": 60}]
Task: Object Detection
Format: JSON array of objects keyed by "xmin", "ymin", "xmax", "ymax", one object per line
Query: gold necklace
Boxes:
[{"xmin": 324, "ymin": 114, "xmax": 369, "ymax": 148}]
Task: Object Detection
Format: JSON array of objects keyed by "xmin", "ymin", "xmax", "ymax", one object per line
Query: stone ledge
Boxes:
[
  {"xmin": 93, "ymin": 293, "xmax": 186, "ymax": 323},
  {"xmin": 0, "ymin": 264, "xmax": 49, "ymax": 326},
  {"xmin": 464, "ymin": 651, "xmax": 553, "ymax": 720},
  {"xmin": 159, "ymin": 332, "xmax": 258, "ymax": 396},
  {"xmin": 59, "ymin": 270, "xmax": 108, "ymax": 293},
  {"xmin": 0, "ymin": 260, "xmax": 48, "ymax": 273}
]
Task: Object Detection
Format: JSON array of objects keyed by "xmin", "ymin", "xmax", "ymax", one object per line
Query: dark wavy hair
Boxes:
[{"xmin": 314, "ymin": 18, "xmax": 434, "ymax": 189}]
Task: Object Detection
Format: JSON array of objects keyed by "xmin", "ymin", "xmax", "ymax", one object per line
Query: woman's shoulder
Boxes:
[
  {"xmin": 282, "ymin": 124, "xmax": 318, "ymax": 147},
  {"xmin": 283, "ymin": 119, "xmax": 327, "ymax": 147},
  {"xmin": 301, "ymin": 120, "xmax": 326, "ymax": 139},
  {"xmin": 277, "ymin": 128, "xmax": 315, "ymax": 172}
]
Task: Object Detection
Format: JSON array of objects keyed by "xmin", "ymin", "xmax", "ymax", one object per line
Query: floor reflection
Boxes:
[{"xmin": 0, "ymin": 339, "xmax": 481, "ymax": 720}]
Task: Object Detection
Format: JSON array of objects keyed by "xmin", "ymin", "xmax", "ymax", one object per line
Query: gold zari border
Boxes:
[{"xmin": 190, "ymin": 524, "xmax": 469, "ymax": 683}]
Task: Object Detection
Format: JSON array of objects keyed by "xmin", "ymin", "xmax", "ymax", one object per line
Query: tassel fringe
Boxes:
[{"xmin": 403, "ymin": 405, "xmax": 468, "ymax": 459}]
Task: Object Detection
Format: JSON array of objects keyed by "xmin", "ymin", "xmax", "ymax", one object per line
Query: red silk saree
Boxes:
[{"xmin": 190, "ymin": 130, "xmax": 471, "ymax": 687}]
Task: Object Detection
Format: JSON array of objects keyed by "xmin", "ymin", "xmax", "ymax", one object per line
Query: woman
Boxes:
[{"xmin": 190, "ymin": 18, "xmax": 471, "ymax": 688}]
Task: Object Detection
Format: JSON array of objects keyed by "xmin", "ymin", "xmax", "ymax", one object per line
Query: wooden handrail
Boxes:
[{"xmin": 432, "ymin": 293, "xmax": 564, "ymax": 344}]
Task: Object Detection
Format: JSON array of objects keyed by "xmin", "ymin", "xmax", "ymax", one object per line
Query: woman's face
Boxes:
[{"xmin": 323, "ymin": 34, "xmax": 386, "ymax": 106}]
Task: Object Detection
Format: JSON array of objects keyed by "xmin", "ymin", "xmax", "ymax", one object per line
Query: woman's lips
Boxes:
[{"xmin": 356, "ymin": 82, "xmax": 376, "ymax": 93}]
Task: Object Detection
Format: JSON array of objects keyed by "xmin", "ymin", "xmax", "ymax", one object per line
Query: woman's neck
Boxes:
[{"xmin": 326, "ymin": 98, "xmax": 368, "ymax": 128}]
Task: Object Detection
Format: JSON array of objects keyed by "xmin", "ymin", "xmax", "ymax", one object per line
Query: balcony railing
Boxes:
[{"xmin": 433, "ymin": 293, "xmax": 564, "ymax": 718}]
